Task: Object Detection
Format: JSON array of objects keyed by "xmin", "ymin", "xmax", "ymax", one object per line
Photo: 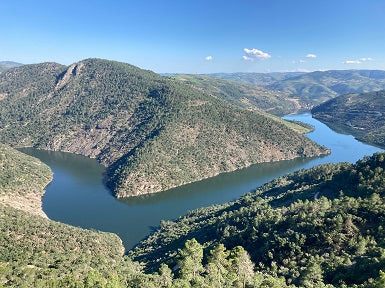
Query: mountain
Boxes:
[
  {"xmin": 131, "ymin": 152, "xmax": 385, "ymax": 287},
  {"xmin": 171, "ymin": 74, "xmax": 302, "ymax": 116},
  {"xmin": 312, "ymin": 90, "xmax": 385, "ymax": 148},
  {"xmin": 0, "ymin": 61, "xmax": 23, "ymax": 73},
  {"xmin": 207, "ymin": 72, "xmax": 305, "ymax": 86},
  {"xmin": 0, "ymin": 58, "xmax": 327, "ymax": 197},
  {"xmin": 209, "ymin": 70, "xmax": 385, "ymax": 108},
  {"xmin": 267, "ymin": 70, "xmax": 385, "ymax": 106}
]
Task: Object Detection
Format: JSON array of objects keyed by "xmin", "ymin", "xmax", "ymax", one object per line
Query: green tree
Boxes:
[
  {"xmin": 158, "ymin": 263, "xmax": 173, "ymax": 288},
  {"xmin": 177, "ymin": 239, "xmax": 204, "ymax": 286},
  {"xmin": 205, "ymin": 244, "xmax": 229, "ymax": 288},
  {"xmin": 229, "ymin": 246, "xmax": 254, "ymax": 288}
]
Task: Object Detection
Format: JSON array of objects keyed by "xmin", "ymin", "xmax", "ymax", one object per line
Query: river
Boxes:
[{"xmin": 19, "ymin": 113, "xmax": 383, "ymax": 250}]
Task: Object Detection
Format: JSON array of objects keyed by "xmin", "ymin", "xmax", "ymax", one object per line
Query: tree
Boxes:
[
  {"xmin": 158, "ymin": 263, "xmax": 173, "ymax": 288},
  {"xmin": 205, "ymin": 244, "xmax": 229, "ymax": 288},
  {"xmin": 177, "ymin": 238, "xmax": 204, "ymax": 286},
  {"xmin": 228, "ymin": 246, "xmax": 254, "ymax": 288}
]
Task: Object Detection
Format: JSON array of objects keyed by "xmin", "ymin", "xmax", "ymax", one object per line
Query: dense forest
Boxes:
[
  {"xmin": 0, "ymin": 59, "xmax": 327, "ymax": 197},
  {"xmin": 312, "ymin": 90, "xmax": 385, "ymax": 149},
  {"xmin": 2, "ymin": 143, "xmax": 385, "ymax": 287},
  {"xmin": 132, "ymin": 152, "xmax": 385, "ymax": 287}
]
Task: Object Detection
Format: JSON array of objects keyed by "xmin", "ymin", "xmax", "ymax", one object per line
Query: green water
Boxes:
[{"xmin": 20, "ymin": 113, "xmax": 383, "ymax": 250}]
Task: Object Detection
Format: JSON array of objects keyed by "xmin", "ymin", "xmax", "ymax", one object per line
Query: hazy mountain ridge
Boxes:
[
  {"xmin": 171, "ymin": 74, "xmax": 303, "ymax": 116},
  {"xmin": 208, "ymin": 70, "xmax": 385, "ymax": 108},
  {"xmin": 0, "ymin": 61, "xmax": 23, "ymax": 73},
  {"xmin": 312, "ymin": 90, "xmax": 385, "ymax": 148},
  {"xmin": 0, "ymin": 58, "xmax": 327, "ymax": 197}
]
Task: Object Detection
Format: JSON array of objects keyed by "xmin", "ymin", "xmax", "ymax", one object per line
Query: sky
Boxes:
[{"xmin": 1, "ymin": 0, "xmax": 385, "ymax": 73}]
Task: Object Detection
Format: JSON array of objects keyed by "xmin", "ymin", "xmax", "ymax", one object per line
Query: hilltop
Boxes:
[
  {"xmin": 312, "ymin": 90, "xmax": 385, "ymax": 148},
  {"xmin": 0, "ymin": 58, "xmax": 327, "ymax": 197}
]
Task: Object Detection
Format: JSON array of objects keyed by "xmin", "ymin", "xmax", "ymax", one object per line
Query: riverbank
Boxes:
[{"xmin": 20, "ymin": 113, "xmax": 382, "ymax": 250}]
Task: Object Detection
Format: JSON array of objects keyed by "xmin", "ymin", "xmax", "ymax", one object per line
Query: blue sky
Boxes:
[{"xmin": 1, "ymin": 0, "xmax": 385, "ymax": 73}]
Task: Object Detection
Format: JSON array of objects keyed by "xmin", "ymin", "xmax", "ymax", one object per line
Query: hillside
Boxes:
[
  {"xmin": 0, "ymin": 144, "xmax": 133, "ymax": 287},
  {"xmin": 312, "ymin": 90, "xmax": 385, "ymax": 148},
  {"xmin": 209, "ymin": 70, "xmax": 385, "ymax": 108},
  {"xmin": 0, "ymin": 58, "xmax": 327, "ymax": 197},
  {"xmin": 131, "ymin": 152, "xmax": 385, "ymax": 287},
  {"xmin": 171, "ymin": 74, "xmax": 302, "ymax": 116},
  {"xmin": 0, "ymin": 144, "xmax": 52, "ymax": 217},
  {"xmin": 3, "ymin": 143, "xmax": 385, "ymax": 287}
]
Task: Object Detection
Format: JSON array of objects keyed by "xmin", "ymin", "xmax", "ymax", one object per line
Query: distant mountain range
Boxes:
[
  {"xmin": 208, "ymin": 70, "xmax": 385, "ymax": 107},
  {"xmin": 171, "ymin": 74, "xmax": 302, "ymax": 116},
  {"xmin": 0, "ymin": 61, "xmax": 23, "ymax": 73},
  {"xmin": 0, "ymin": 58, "xmax": 326, "ymax": 197},
  {"xmin": 312, "ymin": 89, "xmax": 385, "ymax": 148}
]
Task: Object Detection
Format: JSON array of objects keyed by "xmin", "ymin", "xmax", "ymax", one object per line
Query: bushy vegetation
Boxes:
[
  {"xmin": 0, "ymin": 143, "xmax": 52, "ymax": 216},
  {"xmin": 0, "ymin": 58, "xmax": 326, "ymax": 197},
  {"xmin": 312, "ymin": 90, "xmax": 385, "ymax": 148},
  {"xmin": 2, "ymin": 143, "xmax": 385, "ymax": 287},
  {"xmin": 131, "ymin": 152, "xmax": 385, "ymax": 287}
]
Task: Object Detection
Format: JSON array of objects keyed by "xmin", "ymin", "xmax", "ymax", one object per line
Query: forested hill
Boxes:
[
  {"xmin": 312, "ymin": 90, "xmax": 385, "ymax": 149},
  {"xmin": 172, "ymin": 74, "xmax": 302, "ymax": 116},
  {"xmin": 0, "ymin": 58, "xmax": 327, "ymax": 197},
  {"xmin": 131, "ymin": 152, "xmax": 385, "ymax": 287},
  {"xmin": 208, "ymin": 70, "xmax": 385, "ymax": 108}
]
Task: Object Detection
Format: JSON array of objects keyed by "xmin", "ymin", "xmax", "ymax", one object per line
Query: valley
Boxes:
[{"xmin": 0, "ymin": 59, "xmax": 327, "ymax": 198}]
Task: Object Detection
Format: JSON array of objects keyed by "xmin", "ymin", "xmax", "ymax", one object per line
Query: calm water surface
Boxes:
[{"xmin": 20, "ymin": 113, "xmax": 383, "ymax": 250}]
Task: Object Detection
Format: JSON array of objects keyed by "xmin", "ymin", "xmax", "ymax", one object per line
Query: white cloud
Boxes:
[
  {"xmin": 243, "ymin": 48, "xmax": 271, "ymax": 60},
  {"xmin": 242, "ymin": 55, "xmax": 253, "ymax": 61},
  {"xmin": 360, "ymin": 57, "xmax": 373, "ymax": 61},
  {"xmin": 343, "ymin": 57, "xmax": 373, "ymax": 64},
  {"xmin": 205, "ymin": 56, "xmax": 213, "ymax": 61},
  {"xmin": 343, "ymin": 60, "xmax": 362, "ymax": 64},
  {"xmin": 306, "ymin": 54, "xmax": 317, "ymax": 58},
  {"xmin": 292, "ymin": 68, "xmax": 311, "ymax": 72}
]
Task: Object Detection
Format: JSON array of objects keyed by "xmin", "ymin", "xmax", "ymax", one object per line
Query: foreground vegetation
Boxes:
[
  {"xmin": 132, "ymin": 152, "xmax": 385, "ymax": 287},
  {"xmin": 2, "ymin": 143, "xmax": 385, "ymax": 286},
  {"xmin": 0, "ymin": 58, "xmax": 326, "ymax": 197},
  {"xmin": 312, "ymin": 90, "xmax": 385, "ymax": 149}
]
